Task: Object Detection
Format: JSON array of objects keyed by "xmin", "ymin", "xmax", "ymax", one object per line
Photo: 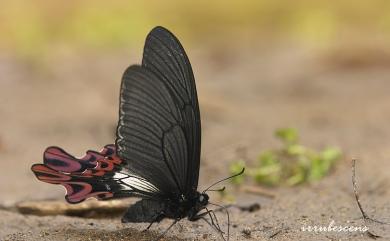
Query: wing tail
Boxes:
[{"xmin": 31, "ymin": 145, "xmax": 127, "ymax": 203}]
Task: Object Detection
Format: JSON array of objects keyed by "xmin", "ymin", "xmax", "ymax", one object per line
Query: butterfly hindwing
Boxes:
[{"xmin": 31, "ymin": 145, "xmax": 161, "ymax": 203}]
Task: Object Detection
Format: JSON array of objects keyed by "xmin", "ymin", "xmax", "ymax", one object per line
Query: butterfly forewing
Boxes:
[
  {"xmin": 116, "ymin": 65, "xmax": 191, "ymax": 197},
  {"xmin": 142, "ymin": 26, "xmax": 201, "ymax": 195}
]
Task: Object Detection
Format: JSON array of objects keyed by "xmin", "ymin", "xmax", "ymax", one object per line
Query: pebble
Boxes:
[{"xmin": 242, "ymin": 227, "xmax": 251, "ymax": 237}]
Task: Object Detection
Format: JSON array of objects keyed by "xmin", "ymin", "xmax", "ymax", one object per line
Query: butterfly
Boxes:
[{"xmin": 31, "ymin": 26, "xmax": 244, "ymax": 241}]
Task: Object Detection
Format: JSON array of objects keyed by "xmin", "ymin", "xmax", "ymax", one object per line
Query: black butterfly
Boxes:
[{"xmin": 31, "ymin": 26, "xmax": 244, "ymax": 240}]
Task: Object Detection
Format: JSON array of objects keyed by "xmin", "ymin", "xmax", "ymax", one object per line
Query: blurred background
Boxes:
[
  {"xmin": 2, "ymin": 0, "xmax": 390, "ymax": 56},
  {"xmin": 1, "ymin": 0, "xmax": 390, "ymax": 205}
]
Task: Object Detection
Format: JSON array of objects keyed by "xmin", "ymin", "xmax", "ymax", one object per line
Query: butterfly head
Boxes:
[{"xmin": 197, "ymin": 193, "xmax": 209, "ymax": 206}]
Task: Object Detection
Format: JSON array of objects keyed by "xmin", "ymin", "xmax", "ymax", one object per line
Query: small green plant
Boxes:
[{"xmin": 230, "ymin": 128, "xmax": 341, "ymax": 186}]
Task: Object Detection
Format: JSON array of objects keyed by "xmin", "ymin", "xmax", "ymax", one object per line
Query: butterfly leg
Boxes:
[
  {"xmin": 143, "ymin": 221, "xmax": 154, "ymax": 232},
  {"xmin": 153, "ymin": 219, "xmax": 179, "ymax": 241},
  {"xmin": 209, "ymin": 203, "xmax": 230, "ymax": 241},
  {"xmin": 198, "ymin": 216, "xmax": 227, "ymax": 241},
  {"xmin": 142, "ymin": 211, "xmax": 165, "ymax": 232},
  {"xmin": 189, "ymin": 209, "xmax": 213, "ymax": 221},
  {"xmin": 206, "ymin": 207, "xmax": 223, "ymax": 234},
  {"xmin": 191, "ymin": 209, "xmax": 221, "ymax": 231},
  {"xmin": 205, "ymin": 209, "xmax": 227, "ymax": 241},
  {"xmin": 190, "ymin": 209, "xmax": 226, "ymax": 240}
]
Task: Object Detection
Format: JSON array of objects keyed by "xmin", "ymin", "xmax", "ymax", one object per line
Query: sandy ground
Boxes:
[{"xmin": 1, "ymin": 42, "xmax": 390, "ymax": 240}]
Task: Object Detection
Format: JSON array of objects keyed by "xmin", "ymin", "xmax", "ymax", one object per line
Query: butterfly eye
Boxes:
[{"xmin": 198, "ymin": 194, "xmax": 209, "ymax": 205}]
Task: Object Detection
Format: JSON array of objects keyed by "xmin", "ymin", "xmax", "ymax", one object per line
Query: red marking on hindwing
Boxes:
[{"xmin": 31, "ymin": 144, "xmax": 123, "ymax": 203}]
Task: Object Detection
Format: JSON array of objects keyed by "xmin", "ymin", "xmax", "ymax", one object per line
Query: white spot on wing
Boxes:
[
  {"xmin": 121, "ymin": 175, "xmax": 159, "ymax": 193},
  {"xmin": 114, "ymin": 173, "xmax": 128, "ymax": 179},
  {"xmin": 113, "ymin": 171, "xmax": 160, "ymax": 193}
]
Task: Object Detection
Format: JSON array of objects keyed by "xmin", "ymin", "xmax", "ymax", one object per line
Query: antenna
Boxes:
[{"xmin": 202, "ymin": 168, "xmax": 245, "ymax": 193}]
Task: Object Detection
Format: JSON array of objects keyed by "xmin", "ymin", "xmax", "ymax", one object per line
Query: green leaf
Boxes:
[
  {"xmin": 275, "ymin": 127, "xmax": 298, "ymax": 144},
  {"xmin": 286, "ymin": 169, "xmax": 306, "ymax": 186},
  {"xmin": 286, "ymin": 144, "xmax": 306, "ymax": 156},
  {"xmin": 308, "ymin": 156, "xmax": 326, "ymax": 181},
  {"xmin": 252, "ymin": 164, "xmax": 281, "ymax": 186},
  {"xmin": 321, "ymin": 147, "xmax": 342, "ymax": 163},
  {"xmin": 308, "ymin": 147, "xmax": 341, "ymax": 181},
  {"xmin": 259, "ymin": 150, "xmax": 279, "ymax": 166},
  {"xmin": 229, "ymin": 128, "xmax": 342, "ymax": 187}
]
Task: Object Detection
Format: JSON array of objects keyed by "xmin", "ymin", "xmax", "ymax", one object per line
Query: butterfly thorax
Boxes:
[{"xmin": 164, "ymin": 192, "xmax": 209, "ymax": 220}]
